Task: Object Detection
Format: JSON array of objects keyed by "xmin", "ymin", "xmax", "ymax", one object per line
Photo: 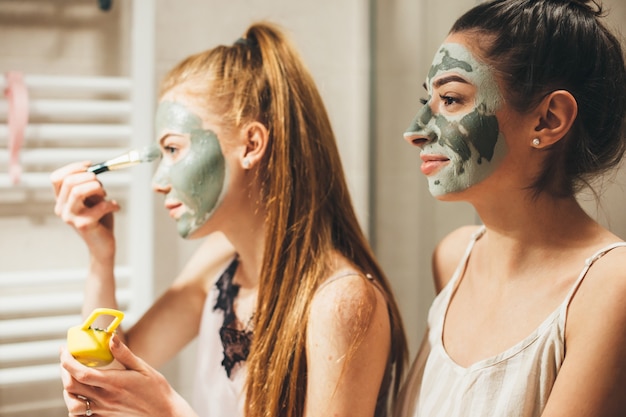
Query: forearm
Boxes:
[{"xmin": 81, "ymin": 250, "xmax": 123, "ymax": 335}]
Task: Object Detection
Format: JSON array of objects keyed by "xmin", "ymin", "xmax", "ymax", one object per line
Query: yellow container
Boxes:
[{"xmin": 67, "ymin": 308, "xmax": 124, "ymax": 367}]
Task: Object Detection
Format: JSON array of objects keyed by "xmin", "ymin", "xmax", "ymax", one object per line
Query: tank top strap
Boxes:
[
  {"xmin": 316, "ymin": 269, "xmax": 374, "ymax": 293},
  {"xmin": 563, "ymin": 241, "xmax": 626, "ymax": 309},
  {"xmin": 446, "ymin": 225, "xmax": 486, "ymax": 291},
  {"xmin": 427, "ymin": 225, "xmax": 486, "ymax": 342}
]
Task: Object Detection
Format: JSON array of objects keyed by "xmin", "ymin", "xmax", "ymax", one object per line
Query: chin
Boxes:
[
  {"xmin": 428, "ymin": 184, "xmax": 471, "ymax": 201},
  {"xmin": 432, "ymin": 192, "xmax": 465, "ymax": 202},
  {"xmin": 176, "ymin": 222, "xmax": 198, "ymax": 240}
]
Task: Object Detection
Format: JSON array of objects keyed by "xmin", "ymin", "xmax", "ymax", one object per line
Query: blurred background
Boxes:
[{"xmin": 1, "ymin": 0, "xmax": 624, "ymax": 415}]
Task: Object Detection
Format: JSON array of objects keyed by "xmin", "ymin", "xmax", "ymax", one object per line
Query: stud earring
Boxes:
[
  {"xmin": 243, "ymin": 158, "xmax": 251, "ymax": 169},
  {"xmin": 531, "ymin": 138, "xmax": 541, "ymax": 147}
]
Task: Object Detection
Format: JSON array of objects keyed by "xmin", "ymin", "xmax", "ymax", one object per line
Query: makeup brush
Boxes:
[{"xmin": 87, "ymin": 145, "xmax": 161, "ymax": 175}]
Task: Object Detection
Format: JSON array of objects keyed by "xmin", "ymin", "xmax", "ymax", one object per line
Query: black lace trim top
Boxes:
[{"xmin": 213, "ymin": 257, "xmax": 253, "ymax": 378}]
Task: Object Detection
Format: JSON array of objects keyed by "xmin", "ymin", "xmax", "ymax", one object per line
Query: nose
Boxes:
[
  {"xmin": 403, "ymin": 103, "xmax": 436, "ymax": 148},
  {"xmin": 403, "ymin": 131, "xmax": 431, "ymax": 147},
  {"xmin": 151, "ymin": 164, "xmax": 171, "ymax": 194},
  {"xmin": 152, "ymin": 181, "xmax": 170, "ymax": 194}
]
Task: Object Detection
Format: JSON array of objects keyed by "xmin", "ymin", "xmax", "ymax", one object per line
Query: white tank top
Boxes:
[
  {"xmin": 192, "ymin": 263, "xmax": 389, "ymax": 417},
  {"xmin": 396, "ymin": 227, "xmax": 626, "ymax": 417},
  {"xmin": 192, "ymin": 257, "xmax": 246, "ymax": 417}
]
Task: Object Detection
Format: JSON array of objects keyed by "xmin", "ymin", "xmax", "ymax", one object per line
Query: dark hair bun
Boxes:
[{"xmin": 550, "ymin": 0, "xmax": 604, "ymax": 16}]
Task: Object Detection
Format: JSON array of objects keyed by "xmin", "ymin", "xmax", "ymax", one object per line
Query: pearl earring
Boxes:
[
  {"xmin": 531, "ymin": 138, "xmax": 541, "ymax": 147},
  {"xmin": 243, "ymin": 158, "xmax": 251, "ymax": 169}
]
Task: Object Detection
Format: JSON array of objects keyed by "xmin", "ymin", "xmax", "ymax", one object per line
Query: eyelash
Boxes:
[
  {"xmin": 163, "ymin": 145, "xmax": 178, "ymax": 155},
  {"xmin": 419, "ymin": 94, "xmax": 464, "ymax": 107},
  {"xmin": 439, "ymin": 95, "xmax": 461, "ymax": 106}
]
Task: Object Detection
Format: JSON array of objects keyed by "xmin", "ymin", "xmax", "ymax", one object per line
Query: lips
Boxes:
[
  {"xmin": 420, "ymin": 154, "xmax": 450, "ymax": 175},
  {"xmin": 164, "ymin": 200, "xmax": 183, "ymax": 219}
]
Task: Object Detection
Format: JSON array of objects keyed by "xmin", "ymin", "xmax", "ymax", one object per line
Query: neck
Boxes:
[
  {"xmin": 221, "ymin": 192, "xmax": 266, "ymax": 290},
  {"xmin": 229, "ymin": 232, "xmax": 264, "ymax": 290},
  {"xmin": 469, "ymin": 191, "xmax": 608, "ymax": 276},
  {"xmin": 479, "ymin": 192, "xmax": 588, "ymax": 234}
]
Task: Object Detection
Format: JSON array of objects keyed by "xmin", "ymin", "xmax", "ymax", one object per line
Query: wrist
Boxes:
[
  {"xmin": 89, "ymin": 251, "xmax": 116, "ymax": 273},
  {"xmin": 164, "ymin": 385, "xmax": 198, "ymax": 417}
]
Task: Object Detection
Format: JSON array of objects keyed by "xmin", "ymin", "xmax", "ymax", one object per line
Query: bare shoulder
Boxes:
[
  {"xmin": 578, "ymin": 243, "xmax": 626, "ymax": 298},
  {"xmin": 569, "ymin": 244, "xmax": 626, "ymax": 327},
  {"xmin": 311, "ymin": 271, "xmax": 384, "ymax": 327},
  {"xmin": 305, "ymin": 266, "xmax": 393, "ymax": 416},
  {"xmin": 544, "ymin": 245, "xmax": 626, "ymax": 415},
  {"xmin": 432, "ymin": 225, "xmax": 482, "ymax": 293},
  {"xmin": 308, "ymin": 270, "xmax": 389, "ymax": 348}
]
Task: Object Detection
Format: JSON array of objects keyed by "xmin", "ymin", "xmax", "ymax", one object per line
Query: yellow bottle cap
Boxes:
[{"xmin": 67, "ymin": 308, "xmax": 124, "ymax": 367}]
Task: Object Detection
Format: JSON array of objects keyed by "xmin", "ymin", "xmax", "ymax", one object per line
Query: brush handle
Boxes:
[{"xmin": 87, "ymin": 163, "xmax": 110, "ymax": 175}]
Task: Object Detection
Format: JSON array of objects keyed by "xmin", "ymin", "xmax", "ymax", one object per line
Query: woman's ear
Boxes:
[
  {"xmin": 533, "ymin": 90, "xmax": 578, "ymax": 147},
  {"xmin": 240, "ymin": 122, "xmax": 269, "ymax": 169}
]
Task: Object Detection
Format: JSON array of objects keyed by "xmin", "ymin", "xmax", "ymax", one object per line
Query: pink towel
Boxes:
[{"xmin": 4, "ymin": 71, "xmax": 29, "ymax": 185}]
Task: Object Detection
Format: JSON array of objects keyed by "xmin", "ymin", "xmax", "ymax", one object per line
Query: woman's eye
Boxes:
[
  {"xmin": 163, "ymin": 145, "xmax": 178, "ymax": 156},
  {"xmin": 439, "ymin": 95, "xmax": 460, "ymax": 106}
]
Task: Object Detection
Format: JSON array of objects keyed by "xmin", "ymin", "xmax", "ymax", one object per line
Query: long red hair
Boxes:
[{"xmin": 161, "ymin": 22, "xmax": 407, "ymax": 417}]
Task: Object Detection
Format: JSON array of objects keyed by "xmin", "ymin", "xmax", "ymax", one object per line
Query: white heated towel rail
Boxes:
[{"xmin": 0, "ymin": 1, "xmax": 155, "ymax": 416}]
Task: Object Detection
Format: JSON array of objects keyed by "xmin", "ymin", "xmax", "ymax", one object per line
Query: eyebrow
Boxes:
[
  {"xmin": 158, "ymin": 132, "xmax": 172, "ymax": 144},
  {"xmin": 433, "ymin": 75, "xmax": 470, "ymax": 88},
  {"xmin": 158, "ymin": 132, "xmax": 187, "ymax": 144}
]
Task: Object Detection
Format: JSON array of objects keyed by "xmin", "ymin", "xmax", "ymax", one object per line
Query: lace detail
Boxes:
[
  {"xmin": 213, "ymin": 258, "xmax": 254, "ymax": 378},
  {"xmin": 218, "ymin": 326, "xmax": 253, "ymax": 378},
  {"xmin": 214, "ymin": 258, "xmax": 240, "ymax": 326}
]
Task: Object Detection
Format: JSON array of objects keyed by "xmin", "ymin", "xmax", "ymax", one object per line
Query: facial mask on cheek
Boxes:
[
  {"xmin": 435, "ymin": 108, "xmax": 499, "ymax": 166},
  {"xmin": 155, "ymin": 101, "xmax": 227, "ymax": 238},
  {"xmin": 428, "ymin": 109, "xmax": 503, "ymax": 194},
  {"xmin": 436, "ymin": 116, "xmax": 472, "ymax": 165},
  {"xmin": 169, "ymin": 129, "xmax": 226, "ymax": 238}
]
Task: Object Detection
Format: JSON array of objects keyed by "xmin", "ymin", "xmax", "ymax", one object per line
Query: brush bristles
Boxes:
[{"xmin": 139, "ymin": 145, "xmax": 161, "ymax": 162}]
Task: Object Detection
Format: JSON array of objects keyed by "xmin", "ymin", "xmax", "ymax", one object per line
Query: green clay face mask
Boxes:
[
  {"xmin": 404, "ymin": 42, "xmax": 508, "ymax": 196},
  {"xmin": 153, "ymin": 101, "xmax": 227, "ymax": 238}
]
